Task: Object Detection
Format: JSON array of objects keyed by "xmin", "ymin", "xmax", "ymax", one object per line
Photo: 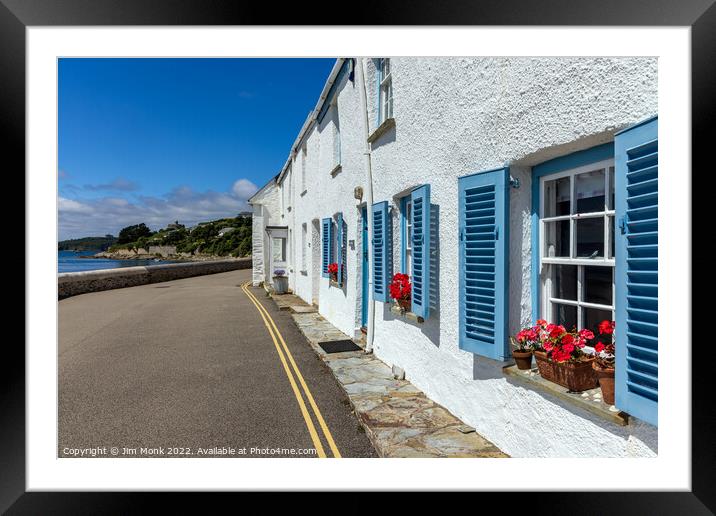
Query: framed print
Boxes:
[{"xmin": 4, "ymin": 0, "xmax": 713, "ymax": 512}]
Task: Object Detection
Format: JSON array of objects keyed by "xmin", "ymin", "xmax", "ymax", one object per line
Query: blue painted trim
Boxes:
[
  {"xmin": 336, "ymin": 212, "xmax": 344, "ymax": 286},
  {"xmin": 400, "ymin": 195, "xmax": 408, "ymax": 274},
  {"xmin": 458, "ymin": 167, "xmax": 509, "ymax": 361},
  {"xmin": 614, "ymin": 114, "xmax": 658, "ymax": 136},
  {"xmin": 317, "ymin": 59, "xmax": 349, "ymax": 124},
  {"xmin": 321, "ymin": 217, "xmax": 331, "ymax": 278},
  {"xmin": 614, "ymin": 116, "xmax": 658, "ymax": 426},
  {"xmin": 411, "ymin": 184, "xmax": 431, "ymax": 320},
  {"xmin": 532, "ymin": 142, "xmax": 614, "ymax": 177},
  {"xmin": 361, "ymin": 207, "xmax": 369, "ymax": 326},
  {"xmin": 372, "ymin": 201, "xmax": 390, "ymax": 302},
  {"xmin": 530, "ymin": 142, "xmax": 615, "ymax": 324}
]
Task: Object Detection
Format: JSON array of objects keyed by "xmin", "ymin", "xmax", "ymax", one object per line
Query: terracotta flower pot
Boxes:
[
  {"xmin": 397, "ymin": 298, "xmax": 411, "ymax": 312},
  {"xmin": 593, "ymin": 362, "xmax": 616, "ymax": 405},
  {"xmin": 512, "ymin": 349, "xmax": 533, "ymax": 370},
  {"xmin": 534, "ymin": 351, "xmax": 597, "ymax": 392},
  {"xmin": 533, "ymin": 350, "xmax": 555, "ymax": 382}
]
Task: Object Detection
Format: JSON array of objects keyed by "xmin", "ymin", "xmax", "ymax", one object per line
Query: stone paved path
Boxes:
[{"xmin": 268, "ymin": 292, "xmax": 508, "ymax": 458}]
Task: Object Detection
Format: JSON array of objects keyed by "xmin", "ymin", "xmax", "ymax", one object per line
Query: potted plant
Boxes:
[
  {"xmin": 389, "ymin": 273, "xmax": 411, "ymax": 312},
  {"xmin": 533, "ymin": 321, "xmax": 598, "ymax": 392},
  {"xmin": 592, "ymin": 320, "xmax": 616, "ymax": 405},
  {"xmin": 272, "ymin": 269, "xmax": 288, "ymax": 294},
  {"xmin": 509, "ymin": 324, "xmax": 541, "ymax": 370},
  {"xmin": 328, "ymin": 262, "xmax": 339, "ymax": 283}
]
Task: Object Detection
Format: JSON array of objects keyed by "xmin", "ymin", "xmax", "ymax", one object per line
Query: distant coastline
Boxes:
[{"xmin": 87, "ymin": 250, "xmax": 232, "ymax": 262}]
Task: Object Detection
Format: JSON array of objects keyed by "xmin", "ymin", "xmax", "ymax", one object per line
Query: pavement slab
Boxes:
[{"xmin": 272, "ymin": 293, "xmax": 509, "ymax": 459}]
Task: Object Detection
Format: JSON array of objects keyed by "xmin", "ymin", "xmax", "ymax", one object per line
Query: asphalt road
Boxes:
[{"xmin": 58, "ymin": 269, "xmax": 376, "ymax": 458}]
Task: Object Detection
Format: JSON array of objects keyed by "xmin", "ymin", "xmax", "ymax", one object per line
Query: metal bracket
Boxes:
[{"xmin": 509, "ymin": 176, "xmax": 521, "ymax": 189}]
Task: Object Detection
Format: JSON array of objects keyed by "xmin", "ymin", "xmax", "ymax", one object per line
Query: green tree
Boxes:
[{"xmin": 117, "ymin": 223, "xmax": 153, "ymax": 244}]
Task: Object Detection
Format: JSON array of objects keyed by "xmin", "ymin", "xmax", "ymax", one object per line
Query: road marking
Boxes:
[
  {"xmin": 240, "ymin": 282, "xmax": 327, "ymax": 458},
  {"xmin": 241, "ymin": 283, "xmax": 342, "ymax": 458}
]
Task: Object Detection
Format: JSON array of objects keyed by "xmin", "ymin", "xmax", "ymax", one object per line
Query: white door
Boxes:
[{"xmin": 267, "ymin": 227, "xmax": 288, "ymax": 285}]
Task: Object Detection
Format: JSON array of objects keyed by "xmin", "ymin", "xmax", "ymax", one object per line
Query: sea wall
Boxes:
[{"xmin": 58, "ymin": 258, "xmax": 252, "ymax": 299}]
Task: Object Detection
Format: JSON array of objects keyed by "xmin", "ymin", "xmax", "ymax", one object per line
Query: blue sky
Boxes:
[{"xmin": 58, "ymin": 58, "xmax": 335, "ymax": 240}]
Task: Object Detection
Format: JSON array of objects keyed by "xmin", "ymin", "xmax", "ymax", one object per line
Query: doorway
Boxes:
[
  {"xmin": 266, "ymin": 226, "xmax": 288, "ymax": 286},
  {"xmin": 361, "ymin": 207, "xmax": 369, "ymax": 328}
]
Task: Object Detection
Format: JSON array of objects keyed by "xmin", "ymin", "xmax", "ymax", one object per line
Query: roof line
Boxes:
[{"xmin": 275, "ymin": 58, "xmax": 347, "ymax": 185}]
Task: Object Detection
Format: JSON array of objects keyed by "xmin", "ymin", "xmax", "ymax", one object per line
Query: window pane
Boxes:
[
  {"xmin": 583, "ymin": 266, "xmax": 612, "ymax": 305},
  {"xmin": 544, "ymin": 220, "xmax": 570, "ymax": 257},
  {"xmin": 272, "ymin": 237, "xmax": 285, "ymax": 261},
  {"xmin": 608, "ymin": 166, "xmax": 615, "ymax": 210},
  {"xmin": 574, "ymin": 169, "xmax": 606, "ymax": 213},
  {"xmin": 608, "ymin": 215, "xmax": 615, "ymax": 258},
  {"xmin": 544, "ymin": 176, "xmax": 570, "ymax": 217},
  {"xmin": 583, "ymin": 307, "xmax": 613, "ymax": 344},
  {"xmin": 576, "ymin": 217, "xmax": 604, "ymax": 258},
  {"xmin": 551, "ymin": 264, "xmax": 578, "ymax": 301},
  {"xmin": 553, "ymin": 303, "xmax": 578, "ymax": 332}
]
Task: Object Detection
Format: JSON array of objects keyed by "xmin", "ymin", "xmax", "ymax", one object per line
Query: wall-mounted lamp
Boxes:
[{"xmin": 354, "ymin": 186, "xmax": 363, "ymax": 200}]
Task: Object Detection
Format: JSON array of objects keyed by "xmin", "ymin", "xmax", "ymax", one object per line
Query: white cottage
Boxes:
[{"xmin": 250, "ymin": 57, "xmax": 659, "ymax": 458}]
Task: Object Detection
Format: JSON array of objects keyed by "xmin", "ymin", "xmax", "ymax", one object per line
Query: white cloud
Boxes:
[
  {"xmin": 84, "ymin": 177, "xmax": 139, "ymax": 192},
  {"xmin": 58, "ymin": 197, "xmax": 93, "ymax": 213},
  {"xmin": 231, "ymin": 178, "xmax": 258, "ymax": 200},
  {"xmin": 58, "ymin": 179, "xmax": 259, "ymax": 240}
]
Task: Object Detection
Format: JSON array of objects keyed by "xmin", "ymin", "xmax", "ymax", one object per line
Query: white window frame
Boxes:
[
  {"xmin": 538, "ymin": 158, "xmax": 616, "ymax": 336},
  {"xmin": 301, "ymin": 145, "xmax": 307, "ymax": 193},
  {"xmin": 378, "ymin": 58, "xmax": 393, "ymax": 124},
  {"xmin": 301, "ymin": 222, "xmax": 307, "ymax": 271},
  {"xmin": 332, "ymin": 100, "xmax": 341, "ymax": 168},
  {"xmin": 404, "ymin": 198, "xmax": 412, "ymax": 277}
]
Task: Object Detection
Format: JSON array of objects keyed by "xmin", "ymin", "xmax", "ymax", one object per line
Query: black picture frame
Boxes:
[{"xmin": 3, "ymin": 1, "xmax": 713, "ymax": 513}]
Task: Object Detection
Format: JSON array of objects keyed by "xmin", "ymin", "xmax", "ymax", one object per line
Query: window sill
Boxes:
[
  {"xmin": 330, "ymin": 164, "xmax": 342, "ymax": 177},
  {"xmin": 329, "ymin": 279, "xmax": 343, "ymax": 288},
  {"xmin": 367, "ymin": 117, "xmax": 396, "ymax": 144},
  {"xmin": 502, "ymin": 364, "xmax": 629, "ymax": 426},
  {"xmin": 389, "ymin": 304, "xmax": 424, "ymax": 323}
]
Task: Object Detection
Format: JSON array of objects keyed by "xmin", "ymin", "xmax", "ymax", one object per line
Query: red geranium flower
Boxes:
[
  {"xmin": 579, "ymin": 329, "xmax": 594, "ymax": 340},
  {"xmin": 389, "ymin": 273, "xmax": 411, "ymax": 301},
  {"xmin": 594, "ymin": 341, "xmax": 605, "ymax": 353},
  {"xmin": 327, "ymin": 262, "xmax": 338, "ymax": 274},
  {"xmin": 598, "ymin": 320, "xmax": 615, "ymax": 335}
]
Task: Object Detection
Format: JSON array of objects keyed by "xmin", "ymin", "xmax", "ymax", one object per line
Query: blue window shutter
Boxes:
[
  {"xmin": 410, "ymin": 185, "xmax": 431, "ymax": 319},
  {"xmin": 336, "ymin": 212, "xmax": 344, "ymax": 286},
  {"xmin": 321, "ymin": 217, "xmax": 330, "ymax": 278},
  {"xmin": 400, "ymin": 196, "xmax": 408, "ymax": 274},
  {"xmin": 614, "ymin": 115, "xmax": 658, "ymax": 426},
  {"xmin": 458, "ymin": 168, "xmax": 509, "ymax": 360},
  {"xmin": 372, "ymin": 201, "xmax": 391, "ymax": 302}
]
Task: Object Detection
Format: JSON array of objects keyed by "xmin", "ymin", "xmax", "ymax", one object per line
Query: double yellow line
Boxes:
[{"xmin": 240, "ymin": 282, "xmax": 341, "ymax": 458}]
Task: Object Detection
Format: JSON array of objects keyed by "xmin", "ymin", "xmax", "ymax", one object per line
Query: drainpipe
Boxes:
[{"xmin": 356, "ymin": 57, "xmax": 376, "ymax": 353}]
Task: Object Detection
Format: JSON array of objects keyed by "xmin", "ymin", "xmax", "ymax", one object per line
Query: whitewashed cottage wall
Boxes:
[{"xmin": 254, "ymin": 57, "xmax": 659, "ymax": 457}]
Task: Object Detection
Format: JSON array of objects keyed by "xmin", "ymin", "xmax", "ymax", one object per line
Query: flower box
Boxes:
[
  {"xmin": 534, "ymin": 351, "xmax": 597, "ymax": 392},
  {"xmin": 396, "ymin": 298, "xmax": 411, "ymax": 312}
]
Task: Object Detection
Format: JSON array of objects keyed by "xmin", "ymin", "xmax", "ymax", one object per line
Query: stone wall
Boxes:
[
  {"xmin": 147, "ymin": 245, "xmax": 177, "ymax": 257},
  {"xmin": 58, "ymin": 258, "xmax": 251, "ymax": 299}
]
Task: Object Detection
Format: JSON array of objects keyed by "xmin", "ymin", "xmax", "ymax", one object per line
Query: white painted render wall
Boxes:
[
  {"xmin": 249, "ymin": 179, "xmax": 280, "ymax": 286},
  {"xmin": 255, "ymin": 57, "xmax": 658, "ymax": 457}
]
